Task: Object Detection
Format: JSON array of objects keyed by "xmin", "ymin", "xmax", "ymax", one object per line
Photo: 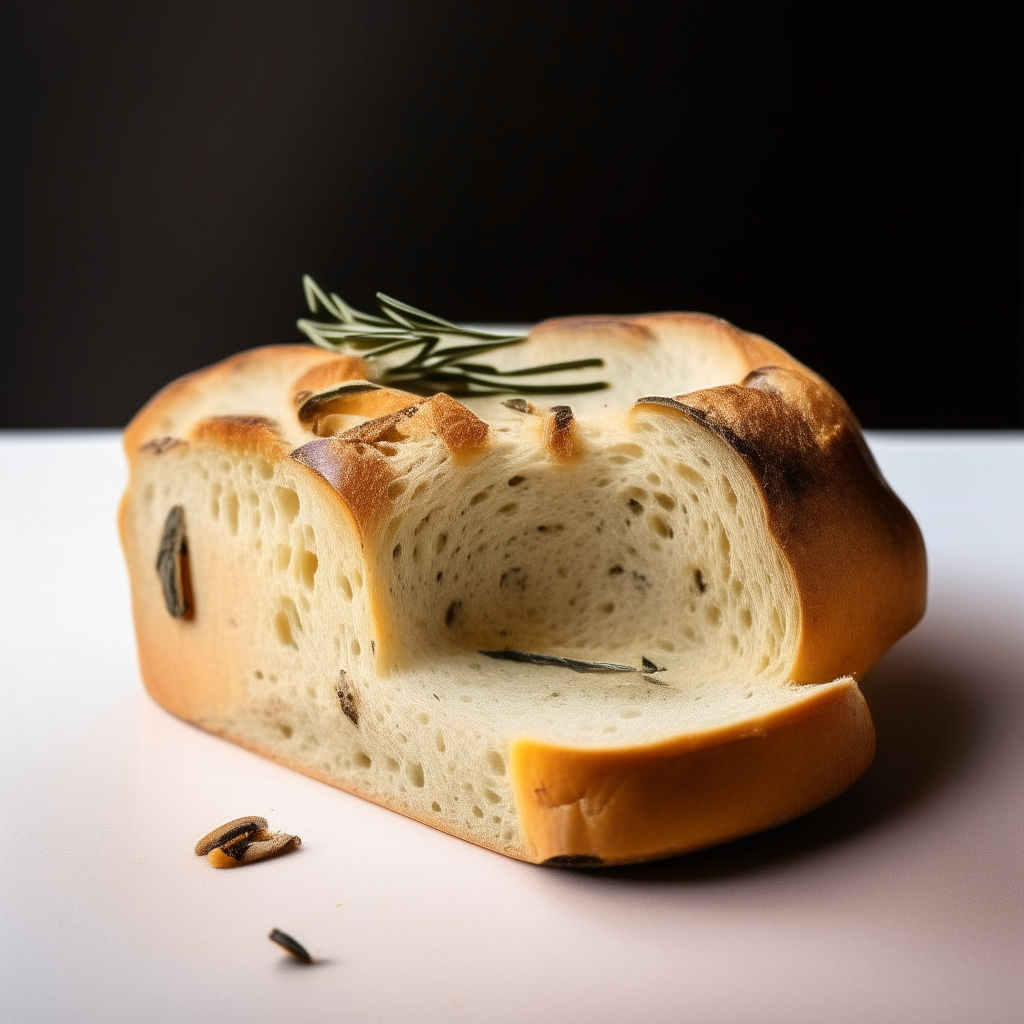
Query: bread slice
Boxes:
[{"xmin": 119, "ymin": 313, "xmax": 925, "ymax": 865}]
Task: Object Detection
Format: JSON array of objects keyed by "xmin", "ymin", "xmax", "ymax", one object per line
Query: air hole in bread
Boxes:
[
  {"xmin": 648, "ymin": 515, "xmax": 673, "ymax": 539},
  {"xmin": 275, "ymin": 486, "xmax": 300, "ymax": 524},
  {"xmin": 224, "ymin": 491, "xmax": 239, "ymax": 535},
  {"xmin": 674, "ymin": 462, "xmax": 703, "ymax": 486},
  {"xmin": 298, "ymin": 549, "xmax": 318, "ymax": 590},
  {"xmin": 275, "ymin": 544, "xmax": 292, "ymax": 572},
  {"xmin": 609, "ymin": 443, "xmax": 643, "ymax": 459},
  {"xmin": 274, "ymin": 596, "xmax": 302, "ymax": 648}
]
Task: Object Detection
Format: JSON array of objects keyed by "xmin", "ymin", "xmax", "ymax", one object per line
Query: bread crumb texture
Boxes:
[{"xmin": 120, "ymin": 314, "xmax": 925, "ymax": 864}]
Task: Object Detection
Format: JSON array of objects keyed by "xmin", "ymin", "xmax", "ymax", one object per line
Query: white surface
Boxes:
[{"xmin": 1, "ymin": 431, "xmax": 1021, "ymax": 1023}]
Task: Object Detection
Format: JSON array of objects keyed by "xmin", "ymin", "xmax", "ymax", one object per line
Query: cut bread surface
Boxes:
[{"xmin": 119, "ymin": 313, "xmax": 925, "ymax": 865}]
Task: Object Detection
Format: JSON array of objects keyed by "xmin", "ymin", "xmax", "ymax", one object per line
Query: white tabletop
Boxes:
[{"xmin": 1, "ymin": 431, "xmax": 1021, "ymax": 1024}]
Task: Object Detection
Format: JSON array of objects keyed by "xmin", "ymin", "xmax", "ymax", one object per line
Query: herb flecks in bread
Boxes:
[{"xmin": 120, "ymin": 288, "xmax": 926, "ymax": 866}]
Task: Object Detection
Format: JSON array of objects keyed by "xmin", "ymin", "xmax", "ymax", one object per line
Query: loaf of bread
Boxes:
[{"xmin": 119, "ymin": 311, "xmax": 926, "ymax": 866}]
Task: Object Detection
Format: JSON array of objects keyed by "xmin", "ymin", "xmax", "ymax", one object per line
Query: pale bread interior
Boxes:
[{"xmin": 122, "ymin": 356, "xmax": 830, "ymax": 861}]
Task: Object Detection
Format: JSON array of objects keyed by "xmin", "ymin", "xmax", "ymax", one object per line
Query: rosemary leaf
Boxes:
[
  {"xmin": 376, "ymin": 292, "xmax": 464, "ymax": 332},
  {"xmin": 297, "ymin": 276, "xmax": 609, "ymax": 397},
  {"xmin": 480, "ymin": 650, "xmax": 639, "ymax": 673},
  {"xmin": 388, "ymin": 337, "xmax": 441, "ymax": 372},
  {"xmin": 453, "ymin": 358, "xmax": 605, "ymax": 378},
  {"xmin": 404, "ymin": 371, "xmax": 609, "ymax": 395},
  {"xmin": 409, "ymin": 340, "xmax": 529, "ymax": 370},
  {"xmin": 379, "ymin": 304, "xmax": 419, "ymax": 331}
]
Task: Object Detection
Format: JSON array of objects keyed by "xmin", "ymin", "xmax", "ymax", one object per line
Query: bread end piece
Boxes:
[
  {"xmin": 636, "ymin": 364, "xmax": 927, "ymax": 684},
  {"xmin": 511, "ymin": 678, "xmax": 874, "ymax": 866}
]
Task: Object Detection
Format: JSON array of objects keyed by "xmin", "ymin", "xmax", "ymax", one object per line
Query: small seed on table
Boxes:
[
  {"xmin": 269, "ymin": 928, "xmax": 313, "ymax": 964},
  {"xmin": 194, "ymin": 816, "xmax": 268, "ymax": 856},
  {"xmin": 208, "ymin": 831, "xmax": 302, "ymax": 868}
]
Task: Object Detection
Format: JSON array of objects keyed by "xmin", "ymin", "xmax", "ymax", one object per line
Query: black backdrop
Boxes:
[{"xmin": 2, "ymin": 1, "xmax": 1020, "ymax": 429}]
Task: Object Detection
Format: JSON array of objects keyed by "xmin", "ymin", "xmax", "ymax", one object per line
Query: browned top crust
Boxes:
[
  {"xmin": 290, "ymin": 355, "xmax": 370, "ymax": 405},
  {"xmin": 124, "ymin": 344, "xmax": 345, "ymax": 456},
  {"xmin": 545, "ymin": 406, "xmax": 577, "ymax": 460},
  {"xmin": 297, "ymin": 384, "xmax": 421, "ymax": 435},
  {"xmin": 291, "ymin": 394, "xmax": 490, "ymax": 537}
]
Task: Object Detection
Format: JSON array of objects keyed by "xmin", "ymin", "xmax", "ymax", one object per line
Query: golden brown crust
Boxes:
[
  {"xmin": 531, "ymin": 315, "xmax": 656, "ymax": 347},
  {"xmin": 422, "ymin": 392, "xmax": 490, "ymax": 455},
  {"xmin": 291, "ymin": 435, "xmax": 398, "ymax": 539},
  {"xmin": 510, "ymin": 679, "xmax": 875, "ymax": 865},
  {"xmin": 298, "ymin": 384, "xmax": 421, "ymax": 435},
  {"xmin": 290, "ymin": 355, "xmax": 370, "ymax": 406},
  {"xmin": 124, "ymin": 345, "xmax": 339, "ymax": 459},
  {"xmin": 290, "ymin": 394, "xmax": 490, "ymax": 539},
  {"xmin": 543, "ymin": 405, "xmax": 577, "ymax": 460},
  {"xmin": 601, "ymin": 311, "xmax": 807, "ymax": 378},
  {"xmin": 189, "ymin": 415, "xmax": 291, "ymax": 459}
]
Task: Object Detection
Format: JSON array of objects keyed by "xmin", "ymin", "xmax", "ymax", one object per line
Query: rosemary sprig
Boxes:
[
  {"xmin": 297, "ymin": 276, "xmax": 608, "ymax": 396},
  {"xmin": 480, "ymin": 649, "xmax": 667, "ymax": 676}
]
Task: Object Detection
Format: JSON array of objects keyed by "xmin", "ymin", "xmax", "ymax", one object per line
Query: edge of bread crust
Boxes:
[
  {"xmin": 634, "ymin": 368, "xmax": 927, "ymax": 684},
  {"xmin": 510, "ymin": 677, "xmax": 874, "ymax": 865},
  {"xmin": 120, "ymin": 311, "xmax": 926, "ymax": 866},
  {"xmin": 123, "ymin": 345, "xmax": 366, "ymax": 455}
]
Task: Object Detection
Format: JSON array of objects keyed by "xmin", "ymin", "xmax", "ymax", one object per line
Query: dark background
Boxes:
[{"xmin": 2, "ymin": 1, "xmax": 1020, "ymax": 429}]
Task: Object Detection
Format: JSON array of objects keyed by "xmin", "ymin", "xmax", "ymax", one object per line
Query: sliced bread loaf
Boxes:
[{"xmin": 119, "ymin": 312, "xmax": 925, "ymax": 865}]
